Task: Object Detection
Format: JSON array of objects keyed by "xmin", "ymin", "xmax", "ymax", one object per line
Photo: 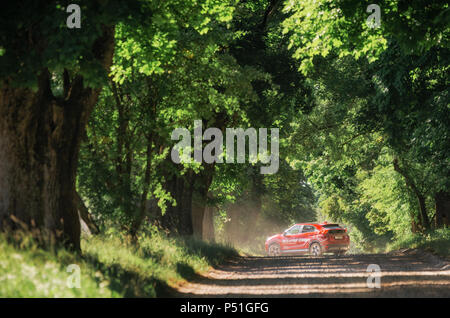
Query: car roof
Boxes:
[
  {"xmin": 293, "ymin": 223, "xmax": 341, "ymax": 228},
  {"xmin": 293, "ymin": 223, "xmax": 320, "ymax": 227}
]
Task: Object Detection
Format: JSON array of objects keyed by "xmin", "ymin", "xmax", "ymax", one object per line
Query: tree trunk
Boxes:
[
  {"xmin": 242, "ymin": 169, "xmax": 263, "ymax": 243},
  {"xmin": 191, "ymin": 116, "xmax": 226, "ymax": 239},
  {"xmin": 224, "ymin": 204, "xmax": 240, "ymax": 245},
  {"xmin": 393, "ymin": 158, "xmax": 430, "ymax": 231},
  {"xmin": 130, "ymin": 133, "xmax": 153, "ymax": 238},
  {"xmin": 435, "ymin": 190, "xmax": 450, "ymax": 228},
  {"xmin": 75, "ymin": 191, "xmax": 100, "ymax": 235},
  {"xmin": 0, "ymin": 26, "xmax": 115, "ymax": 251},
  {"xmin": 159, "ymin": 161, "xmax": 194, "ymax": 236},
  {"xmin": 163, "ymin": 173, "xmax": 194, "ymax": 236},
  {"xmin": 411, "ymin": 219, "xmax": 419, "ymax": 233},
  {"xmin": 191, "ymin": 163, "xmax": 215, "ymax": 239},
  {"xmin": 159, "ymin": 116, "xmax": 225, "ymax": 237},
  {"xmin": 191, "ymin": 198, "xmax": 205, "ymax": 239},
  {"xmin": 112, "ymin": 82, "xmax": 133, "ymax": 220},
  {"xmin": 202, "ymin": 201, "xmax": 215, "ymax": 242}
]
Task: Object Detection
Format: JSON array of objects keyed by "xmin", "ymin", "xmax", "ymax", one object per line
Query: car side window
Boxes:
[
  {"xmin": 302, "ymin": 225, "xmax": 316, "ymax": 233},
  {"xmin": 285, "ymin": 225, "xmax": 301, "ymax": 235}
]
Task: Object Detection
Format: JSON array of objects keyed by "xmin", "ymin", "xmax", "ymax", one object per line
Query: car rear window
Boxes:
[
  {"xmin": 328, "ymin": 229, "xmax": 345, "ymax": 234},
  {"xmin": 322, "ymin": 224, "xmax": 340, "ymax": 228}
]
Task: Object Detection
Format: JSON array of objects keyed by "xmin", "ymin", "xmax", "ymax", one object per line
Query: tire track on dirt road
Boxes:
[{"xmin": 175, "ymin": 250, "xmax": 450, "ymax": 297}]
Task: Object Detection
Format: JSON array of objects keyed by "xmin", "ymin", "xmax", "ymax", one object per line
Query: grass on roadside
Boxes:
[
  {"xmin": 386, "ymin": 228, "xmax": 450, "ymax": 257},
  {"xmin": 0, "ymin": 227, "xmax": 238, "ymax": 297}
]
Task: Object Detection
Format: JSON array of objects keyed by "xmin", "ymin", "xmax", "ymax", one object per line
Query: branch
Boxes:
[{"xmin": 261, "ymin": 0, "xmax": 282, "ymax": 30}]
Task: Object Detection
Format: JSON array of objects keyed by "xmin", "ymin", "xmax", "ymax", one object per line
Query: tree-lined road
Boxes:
[{"xmin": 176, "ymin": 250, "xmax": 450, "ymax": 297}]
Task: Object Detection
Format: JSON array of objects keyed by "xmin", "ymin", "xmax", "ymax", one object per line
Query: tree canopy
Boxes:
[{"xmin": 0, "ymin": 0, "xmax": 448, "ymax": 252}]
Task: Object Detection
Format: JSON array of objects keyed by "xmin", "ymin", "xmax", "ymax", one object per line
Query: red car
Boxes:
[{"xmin": 265, "ymin": 222, "xmax": 350, "ymax": 257}]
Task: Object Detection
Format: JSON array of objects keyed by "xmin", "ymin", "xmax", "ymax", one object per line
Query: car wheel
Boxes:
[
  {"xmin": 309, "ymin": 242, "xmax": 322, "ymax": 257},
  {"xmin": 268, "ymin": 243, "xmax": 281, "ymax": 257}
]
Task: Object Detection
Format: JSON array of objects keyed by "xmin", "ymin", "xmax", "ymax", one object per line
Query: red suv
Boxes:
[{"xmin": 265, "ymin": 223, "xmax": 350, "ymax": 257}]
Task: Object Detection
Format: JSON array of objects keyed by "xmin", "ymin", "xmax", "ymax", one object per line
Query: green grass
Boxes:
[
  {"xmin": 386, "ymin": 228, "xmax": 450, "ymax": 257},
  {"xmin": 0, "ymin": 228, "xmax": 238, "ymax": 297}
]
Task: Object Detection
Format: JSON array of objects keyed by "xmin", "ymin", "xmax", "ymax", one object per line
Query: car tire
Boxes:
[
  {"xmin": 309, "ymin": 242, "xmax": 322, "ymax": 257},
  {"xmin": 268, "ymin": 243, "xmax": 281, "ymax": 257}
]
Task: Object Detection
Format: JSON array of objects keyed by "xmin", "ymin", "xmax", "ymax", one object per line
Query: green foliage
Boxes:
[
  {"xmin": 78, "ymin": 1, "xmax": 269, "ymax": 230},
  {"xmin": 283, "ymin": 0, "xmax": 449, "ymax": 74},
  {"xmin": 111, "ymin": 0, "xmax": 238, "ymax": 83},
  {"xmin": 358, "ymin": 154, "xmax": 413, "ymax": 238},
  {"xmin": 363, "ymin": 43, "xmax": 450, "ymax": 193},
  {"xmin": 206, "ymin": 0, "xmax": 317, "ymax": 235},
  {"xmin": 0, "ymin": 1, "xmax": 135, "ymax": 88},
  {"xmin": 282, "ymin": 8, "xmax": 449, "ymax": 248},
  {"xmin": 262, "ymin": 160, "xmax": 316, "ymax": 224}
]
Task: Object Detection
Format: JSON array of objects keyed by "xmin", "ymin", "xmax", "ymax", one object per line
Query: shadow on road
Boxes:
[{"xmin": 174, "ymin": 253, "xmax": 450, "ymax": 297}]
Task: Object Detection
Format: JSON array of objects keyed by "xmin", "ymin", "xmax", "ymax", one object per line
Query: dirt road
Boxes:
[{"xmin": 175, "ymin": 249, "xmax": 450, "ymax": 297}]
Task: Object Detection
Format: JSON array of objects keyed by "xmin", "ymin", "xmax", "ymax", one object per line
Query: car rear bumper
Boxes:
[{"xmin": 323, "ymin": 243, "xmax": 349, "ymax": 252}]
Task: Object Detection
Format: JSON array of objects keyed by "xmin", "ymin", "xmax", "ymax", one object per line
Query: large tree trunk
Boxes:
[
  {"xmin": 435, "ymin": 190, "xmax": 450, "ymax": 228},
  {"xmin": 159, "ymin": 116, "xmax": 225, "ymax": 237},
  {"xmin": 191, "ymin": 163, "xmax": 215, "ymax": 239},
  {"xmin": 159, "ymin": 161, "xmax": 194, "ymax": 236},
  {"xmin": 191, "ymin": 116, "xmax": 226, "ymax": 239},
  {"xmin": 0, "ymin": 27, "xmax": 115, "ymax": 251}
]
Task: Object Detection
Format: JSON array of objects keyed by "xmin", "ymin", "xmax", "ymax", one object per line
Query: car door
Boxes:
[
  {"xmin": 298, "ymin": 225, "xmax": 317, "ymax": 250},
  {"xmin": 282, "ymin": 225, "xmax": 303, "ymax": 252}
]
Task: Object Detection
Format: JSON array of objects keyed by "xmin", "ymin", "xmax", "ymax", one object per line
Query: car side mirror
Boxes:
[{"xmin": 283, "ymin": 231, "xmax": 287, "ymax": 236}]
